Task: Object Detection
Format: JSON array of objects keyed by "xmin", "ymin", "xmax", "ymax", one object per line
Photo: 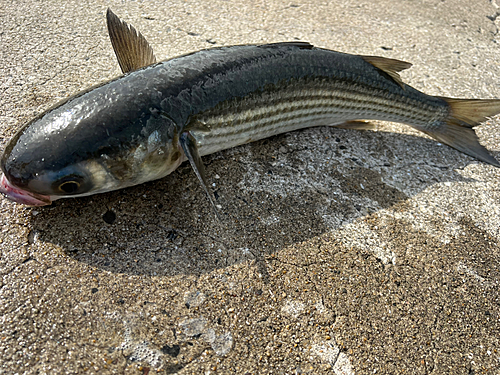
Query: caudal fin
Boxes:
[{"xmin": 422, "ymin": 98, "xmax": 500, "ymax": 167}]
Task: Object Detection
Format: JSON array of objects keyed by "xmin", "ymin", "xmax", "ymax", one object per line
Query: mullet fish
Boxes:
[{"xmin": 1, "ymin": 9, "xmax": 500, "ymax": 209}]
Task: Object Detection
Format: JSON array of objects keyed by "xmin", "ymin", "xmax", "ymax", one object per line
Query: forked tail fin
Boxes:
[{"xmin": 422, "ymin": 98, "xmax": 500, "ymax": 167}]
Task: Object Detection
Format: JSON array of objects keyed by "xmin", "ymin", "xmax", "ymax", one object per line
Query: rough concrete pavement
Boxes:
[{"xmin": 1, "ymin": 0, "xmax": 500, "ymax": 373}]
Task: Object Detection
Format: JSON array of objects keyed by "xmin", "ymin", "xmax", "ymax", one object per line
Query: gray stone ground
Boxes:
[{"xmin": 1, "ymin": 0, "xmax": 500, "ymax": 374}]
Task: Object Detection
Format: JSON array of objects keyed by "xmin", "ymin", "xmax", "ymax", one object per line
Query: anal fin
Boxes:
[
  {"xmin": 332, "ymin": 120, "xmax": 377, "ymax": 130},
  {"xmin": 179, "ymin": 132, "xmax": 221, "ymax": 219}
]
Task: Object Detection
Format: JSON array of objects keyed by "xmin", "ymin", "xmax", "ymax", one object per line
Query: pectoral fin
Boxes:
[
  {"xmin": 106, "ymin": 8, "xmax": 157, "ymax": 73},
  {"xmin": 179, "ymin": 132, "xmax": 220, "ymax": 218}
]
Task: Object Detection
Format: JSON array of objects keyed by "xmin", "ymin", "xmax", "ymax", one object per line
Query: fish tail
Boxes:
[{"xmin": 421, "ymin": 98, "xmax": 500, "ymax": 167}]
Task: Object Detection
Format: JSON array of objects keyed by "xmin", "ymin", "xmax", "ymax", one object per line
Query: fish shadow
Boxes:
[{"xmin": 28, "ymin": 126, "xmax": 487, "ymax": 277}]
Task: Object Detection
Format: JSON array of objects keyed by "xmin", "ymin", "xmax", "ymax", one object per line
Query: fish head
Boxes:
[
  {"xmin": 0, "ymin": 138, "xmax": 114, "ymax": 206},
  {"xmin": 0, "ymin": 161, "xmax": 103, "ymax": 206},
  {"xmin": 0, "ymin": 83, "xmax": 184, "ymax": 206},
  {"xmin": 0, "ymin": 118, "xmax": 120, "ymax": 206}
]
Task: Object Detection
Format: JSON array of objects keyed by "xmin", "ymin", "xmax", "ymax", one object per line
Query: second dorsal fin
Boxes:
[
  {"xmin": 361, "ymin": 56, "xmax": 412, "ymax": 88},
  {"xmin": 106, "ymin": 8, "xmax": 157, "ymax": 73}
]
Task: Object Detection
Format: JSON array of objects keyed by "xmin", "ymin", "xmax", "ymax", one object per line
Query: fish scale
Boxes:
[{"xmin": 191, "ymin": 78, "xmax": 449, "ymax": 156}]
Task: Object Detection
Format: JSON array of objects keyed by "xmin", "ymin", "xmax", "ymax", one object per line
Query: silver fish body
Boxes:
[{"xmin": 1, "ymin": 10, "xmax": 499, "ymax": 207}]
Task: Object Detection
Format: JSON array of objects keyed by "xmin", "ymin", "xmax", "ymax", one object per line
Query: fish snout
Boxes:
[{"xmin": 0, "ymin": 173, "xmax": 52, "ymax": 206}]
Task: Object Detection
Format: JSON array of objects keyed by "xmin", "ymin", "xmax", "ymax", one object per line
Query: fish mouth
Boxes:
[{"xmin": 0, "ymin": 174, "xmax": 52, "ymax": 206}]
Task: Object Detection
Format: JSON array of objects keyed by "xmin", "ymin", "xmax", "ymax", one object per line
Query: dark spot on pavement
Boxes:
[
  {"xmin": 102, "ymin": 210, "xmax": 116, "ymax": 224},
  {"xmin": 161, "ymin": 344, "xmax": 180, "ymax": 357}
]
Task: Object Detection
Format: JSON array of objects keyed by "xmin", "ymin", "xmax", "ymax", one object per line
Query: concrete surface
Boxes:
[{"xmin": 1, "ymin": 0, "xmax": 500, "ymax": 373}]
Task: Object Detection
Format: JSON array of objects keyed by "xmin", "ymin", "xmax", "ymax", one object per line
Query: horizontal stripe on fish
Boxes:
[
  {"xmin": 195, "ymin": 85, "xmax": 447, "ymax": 130},
  {"xmin": 192, "ymin": 80, "xmax": 449, "ymax": 154}
]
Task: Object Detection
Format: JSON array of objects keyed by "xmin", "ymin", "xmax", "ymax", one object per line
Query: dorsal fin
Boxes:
[
  {"xmin": 106, "ymin": 8, "xmax": 157, "ymax": 73},
  {"xmin": 361, "ymin": 56, "xmax": 412, "ymax": 89}
]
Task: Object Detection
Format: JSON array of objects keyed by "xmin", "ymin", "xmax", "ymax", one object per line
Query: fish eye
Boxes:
[
  {"xmin": 53, "ymin": 175, "xmax": 86, "ymax": 195},
  {"xmin": 59, "ymin": 180, "xmax": 81, "ymax": 194}
]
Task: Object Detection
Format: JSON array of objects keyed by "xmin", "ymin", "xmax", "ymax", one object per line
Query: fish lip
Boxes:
[{"xmin": 0, "ymin": 174, "xmax": 52, "ymax": 206}]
